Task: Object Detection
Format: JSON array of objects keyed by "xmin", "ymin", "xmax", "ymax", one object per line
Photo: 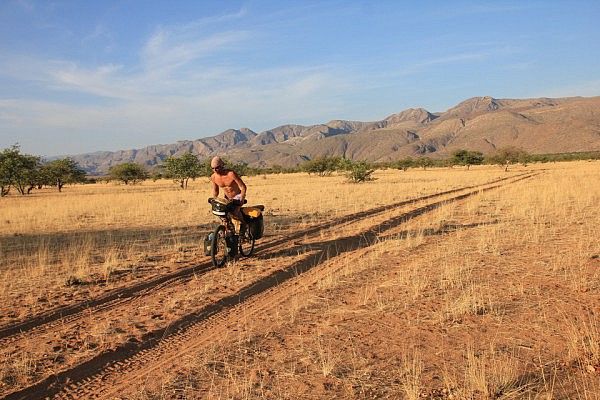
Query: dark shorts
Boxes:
[{"xmin": 225, "ymin": 194, "xmax": 245, "ymax": 208}]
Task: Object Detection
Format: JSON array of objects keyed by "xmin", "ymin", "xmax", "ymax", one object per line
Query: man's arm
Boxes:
[
  {"xmin": 231, "ymin": 171, "xmax": 247, "ymax": 202},
  {"xmin": 210, "ymin": 175, "xmax": 219, "ymax": 198}
]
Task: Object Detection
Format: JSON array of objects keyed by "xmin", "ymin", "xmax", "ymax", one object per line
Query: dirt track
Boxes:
[{"xmin": 1, "ymin": 173, "xmax": 539, "ymax": 399}]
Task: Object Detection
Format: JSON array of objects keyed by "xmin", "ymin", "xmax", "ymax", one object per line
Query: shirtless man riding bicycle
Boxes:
[{"xmin": 209, "ymin": 156, "xmax": 247, "ymax": 221}]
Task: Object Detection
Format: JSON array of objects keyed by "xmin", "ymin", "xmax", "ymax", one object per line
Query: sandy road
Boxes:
[{"xmin": 1, "ymin": 172, "xmax": 537, "ymax": 400}]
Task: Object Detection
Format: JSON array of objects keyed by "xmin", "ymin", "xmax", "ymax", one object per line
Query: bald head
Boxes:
[{"xmin": 210, "ymin": 156, "xmax": 224, "ymax": 169}]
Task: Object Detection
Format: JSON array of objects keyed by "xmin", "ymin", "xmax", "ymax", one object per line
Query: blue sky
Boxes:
[{"xmin": 1, "ymin": 0, "xmax": 599, "ymax": 156}]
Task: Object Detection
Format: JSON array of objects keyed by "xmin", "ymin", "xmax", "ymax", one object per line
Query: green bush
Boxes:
[
  {"xmin": 451, "ymin": 149, "xmax": 484, "ymax": 169},
  {"xmin": 301, "ymin": 156, "xmax": 342, "ymax": 176},
  {"xmin": 41, "ymin": 158, "xmax": 87, "ymax": 191},
  {"xmin": 163, "ymin": 153, "xmax": 202, "ymax": 189},
  {"xmin": 486, "ymin": 147, "xmax": 530, "ymax": 171},
  {"xmin": 108, "ymin": 162, "xmax": 149, "ymax": 185},
  {"xmin": 0, "ymin": 145, "xmax": 41, "ymax": 196},
  {"xmin": 345, "ymin": 160, "xmax": 375, "ymax": 183}
]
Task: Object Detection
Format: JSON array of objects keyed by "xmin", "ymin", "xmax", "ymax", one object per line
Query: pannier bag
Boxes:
[
  {"xmin": 250, "ymin": 215, "xmax": 264, "ymax": 239},
  {"xmin": 203, "ymin": 233, "xmax": 213, "ymax": 256},
  {"xmin": 204, "ymin": 232, "xmax": 239, "ymax": 256},
  {"xmin": 226, "ymin": 234, "xmax": 239, "ymax": 256},
  {"xmin": 242, "ymin": 206, "xmax": 265, "ymax": 239}
]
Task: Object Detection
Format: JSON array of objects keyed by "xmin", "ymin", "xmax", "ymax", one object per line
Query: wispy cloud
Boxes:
[
  {"xmin": 0, "ymin": 22, "xmax": 254, "ymax": 101},
  {"xmin": 141, "ymin": 29, "xmax": 251, "ymax": 75},
  {"xmin": 173, "ymin": 7, "xmax": 248, "ymax": 29},
  {"xmin": 378, "ymin": 51, "xmax": 491, "ymax": 81},
  {"xmin": 0, "ymin": 9, "xmax": 354, "ymax": 154},
  {"xmin": 0, "ymin": 61, "xmax": 348, "ymax": 154}
]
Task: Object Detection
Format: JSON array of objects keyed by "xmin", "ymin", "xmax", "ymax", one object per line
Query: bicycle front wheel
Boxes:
[{"xmin": 211, "ymin": 225, "xmax": 228, "ymax": 268}]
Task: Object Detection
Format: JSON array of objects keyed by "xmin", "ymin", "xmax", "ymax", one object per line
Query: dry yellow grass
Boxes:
[
  {"xmin": 1, "ymin": 161, "xmax": 599, "ymax": 398},
  {"xmin": 1, "ymin": 166, "xmax": 519, "ymax": 237},
  {"xmin": 121, "ymin": 160, "xmax": 599, "ymax": 399},
  {"xmin": 0, "ymin": 166, "xmax": 513, "ymax": 310}
]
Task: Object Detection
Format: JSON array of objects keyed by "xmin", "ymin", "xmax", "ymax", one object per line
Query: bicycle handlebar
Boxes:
[{"xmin": 208, "ymin": 197, "xmax": 247, "ymax": 204}]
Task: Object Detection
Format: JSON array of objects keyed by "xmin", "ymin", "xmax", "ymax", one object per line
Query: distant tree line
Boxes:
[
  {"xmin": 298, "ymin": 147, "xmax": 600, "ymax": 176},
  {"xmin": 3, "ymin": 144, "xmax": 599, "ymax": 197},
  {"xmin": 0, "ymin": 145, "xmax": 87, "ymax": 197}
]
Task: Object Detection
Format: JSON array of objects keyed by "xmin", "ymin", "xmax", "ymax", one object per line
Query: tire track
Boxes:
[
  {"xmin": 0, "ymin": 173, "xmax": 528, "ymax": 345},
  {"xmin": 3, "ymin": 173, "xmax": 536, "ymax": 400}
]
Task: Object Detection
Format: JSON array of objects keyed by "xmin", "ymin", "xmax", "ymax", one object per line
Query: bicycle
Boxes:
[{"xmin": 206, "ymin": 198, "xmax": 264, "ymax": 268}]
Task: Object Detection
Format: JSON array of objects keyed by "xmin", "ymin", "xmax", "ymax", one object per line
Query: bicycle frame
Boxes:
[{"xmin": 207, "ymin": 198, "xmax": 255, "ymax": 267}]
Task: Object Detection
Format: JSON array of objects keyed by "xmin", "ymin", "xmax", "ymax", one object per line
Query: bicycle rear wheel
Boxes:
[
  {"xmin": 210, "ymin": 225, "xmax": 228, "ymax": 268},
  {"xmin": 238, "ymin": 226, "xmax": 255, "ymax": 257}
]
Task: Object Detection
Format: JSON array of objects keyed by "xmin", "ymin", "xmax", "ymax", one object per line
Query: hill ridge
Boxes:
[{"xmin": 66, "ymin": 95, "xmax": 600, "ymax": 174}]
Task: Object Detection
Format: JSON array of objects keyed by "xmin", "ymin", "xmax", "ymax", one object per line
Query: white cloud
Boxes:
[
  {"xmin": 141, "ymin": 29, "xmax": 251, "ymax": 75},
  {"xmin": 0, "ymin": 57, "xmax": 351, "ymax": 154},
  {"xmin": 48, "ymin": 62, "xmax": 133, "ymax": 99},
  {"xmin": 0, "ymin": 8, "xmax": 358, "ymax": 153}
]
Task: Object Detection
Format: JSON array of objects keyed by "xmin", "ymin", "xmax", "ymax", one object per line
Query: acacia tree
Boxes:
[
  {"xmin": 0, "ymin": 145, "xmax": 41, "ymax": 196},
  {"xmin": 42, "ymin": 158, "xmax": 87, "ymax": 191},
  {"xmin": 345, "ymin": 160, "xmax": 375, "ymax": 183},
  {"xmin": 415, "ymin": 156, "xmax": 434, "ymax": 170},
  {"xmin": 394, "ymin": 157, "xmax": 414, "ymax": 171},
  {"xmin": 302, "ymin": 156, "xmax": 342, "ymax": 176},
  {"xmin": 452, "ymin": 149, "xmax": 484, "ymax": 170},
  {"xmin": 0, "ymin": 146, "xmax": 18, "ymax": 196},
  {"xmin": 488, "ymin": 146, "xmax": 530, "ymax": 171},
  {"xmin": 163, "ymin": 153, "xmax": 202, "ymax": 189},
  {"xmin": 0, "ymin": 147, "xmax": 14, "ymax": 196},
  {"xmin": 108, "ymin": 162, "xmax": 148, "ymax": 185}
]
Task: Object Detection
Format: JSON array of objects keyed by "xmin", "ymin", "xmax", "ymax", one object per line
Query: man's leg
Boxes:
[{"xmin": 231, "ymin": 202, "xmax": 246, "ymax": 235}]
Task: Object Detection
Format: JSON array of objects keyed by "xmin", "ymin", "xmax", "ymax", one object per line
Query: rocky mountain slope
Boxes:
[{"xmin": 69, "ymin": 96, "xmax": 600, "ymax": 174}]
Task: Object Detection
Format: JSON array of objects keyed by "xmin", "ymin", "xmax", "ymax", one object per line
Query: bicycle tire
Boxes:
[
  {"xmin": 210, "ymin": 225, "xmax": 228, "ymax": 268},
  {"xmin": 238, "ymin": 227, "xmax": 255, "ymax": 257}
]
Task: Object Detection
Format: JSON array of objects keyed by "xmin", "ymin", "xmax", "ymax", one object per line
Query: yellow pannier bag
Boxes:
[
  {"xmin": 241, "ymin": 205, "xmax": 265, "ymax": 239},
  {"xmin": 242, "ymin": 207, "xmax": 262, "ymax": 218}
]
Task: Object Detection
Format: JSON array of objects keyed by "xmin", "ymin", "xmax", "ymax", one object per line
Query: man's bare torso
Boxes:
[{"xmin": 211, "ymin": 170, "xmax": 242, "ymax": 199}]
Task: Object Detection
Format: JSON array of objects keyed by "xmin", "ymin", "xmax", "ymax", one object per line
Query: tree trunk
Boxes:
[{"xmin": 0, "ymin": 186, "xmax": 9, "ymax": 197}]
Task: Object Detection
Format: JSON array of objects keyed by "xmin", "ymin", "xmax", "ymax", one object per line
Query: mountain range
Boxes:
[{"xmin": 69, "ymin": 95, "xmax": 600, "ymax": 175}]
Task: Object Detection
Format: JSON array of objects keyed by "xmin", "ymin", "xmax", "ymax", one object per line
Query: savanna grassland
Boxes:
[{"xmin": 0, "ymin": 162, "xmax": 598, "ymax": 399}]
